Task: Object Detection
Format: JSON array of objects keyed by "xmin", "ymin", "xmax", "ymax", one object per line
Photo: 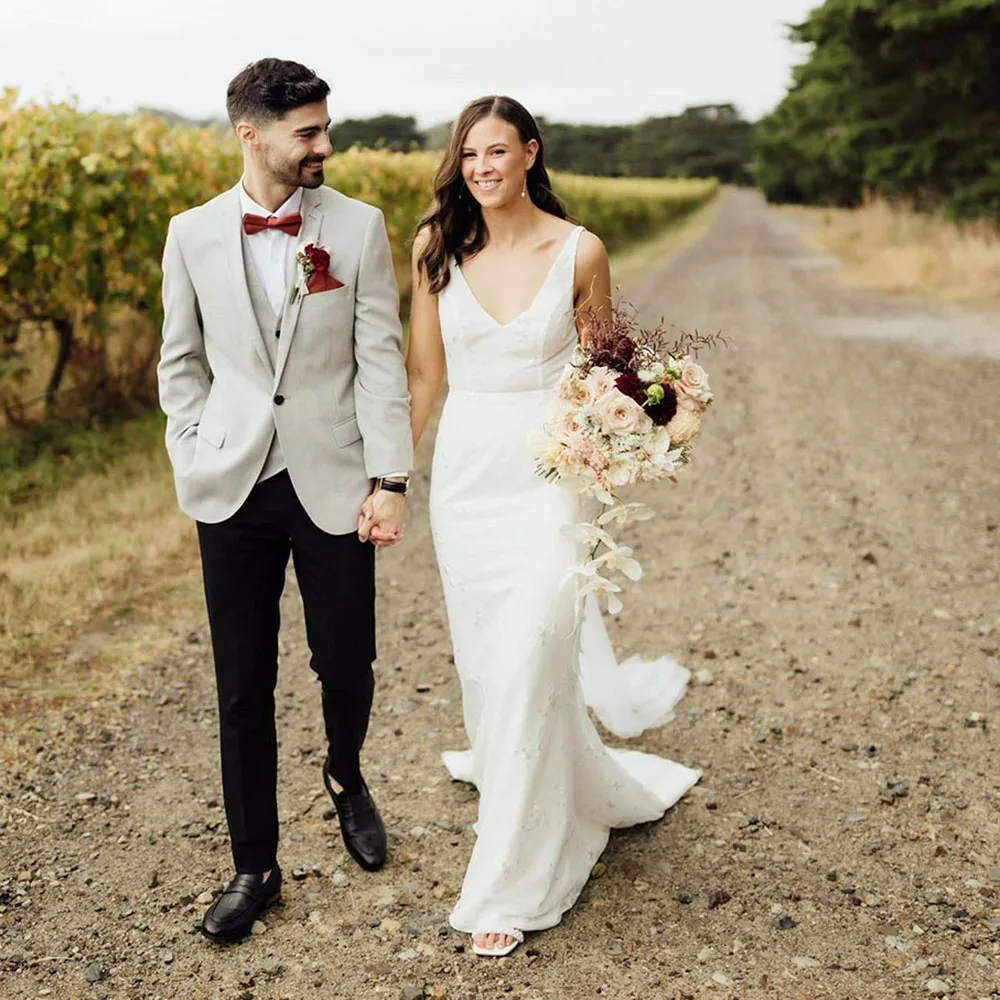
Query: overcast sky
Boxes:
[{"xmin": 2, "ymin": 0, "xmax": 817, "ymax": 125}]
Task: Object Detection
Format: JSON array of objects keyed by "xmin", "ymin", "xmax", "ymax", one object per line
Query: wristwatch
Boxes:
[{"xmin": 375, "ymin": 475, "xmax": 409, "ymax": 495}]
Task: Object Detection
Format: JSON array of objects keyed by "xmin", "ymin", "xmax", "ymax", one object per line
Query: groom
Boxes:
[{"xmin": 157, "ymin": 58, "xmax": 412, "ymax": 942}]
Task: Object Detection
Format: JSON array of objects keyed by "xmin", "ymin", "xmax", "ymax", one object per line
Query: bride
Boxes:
[{"xmin": 401, "ymin": 95, "xmax": 701, "ymax": 957}]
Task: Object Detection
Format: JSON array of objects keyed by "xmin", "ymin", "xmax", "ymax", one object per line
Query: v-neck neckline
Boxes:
[{"xmin": 454, "ymin": 226, "xmax": 582, "ymax": 329}]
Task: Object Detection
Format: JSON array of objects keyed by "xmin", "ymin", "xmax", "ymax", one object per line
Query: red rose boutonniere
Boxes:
[{"xmin": 292, "ymin": 243, "xmax": 343, "ymax": 301}]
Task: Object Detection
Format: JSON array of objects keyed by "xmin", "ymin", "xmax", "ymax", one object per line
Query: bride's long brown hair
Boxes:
[{"xmin": 416, "ymin": 95, "xmax": 568, "ymax": 294}]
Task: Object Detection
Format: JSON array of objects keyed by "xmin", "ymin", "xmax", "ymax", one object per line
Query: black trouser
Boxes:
[{"xmin": 197, "ymin": 470, "xmax": 376, "ymax": 874}]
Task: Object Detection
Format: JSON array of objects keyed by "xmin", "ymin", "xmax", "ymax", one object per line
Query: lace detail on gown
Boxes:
[{"xmin": 429, "ymin": 226, "xmax": 700, "ymax": 935}]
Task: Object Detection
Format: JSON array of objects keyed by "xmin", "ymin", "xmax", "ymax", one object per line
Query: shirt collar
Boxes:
[{"xmin": 239, "ymin": 180, "xmax": 303, "ymax": 219}]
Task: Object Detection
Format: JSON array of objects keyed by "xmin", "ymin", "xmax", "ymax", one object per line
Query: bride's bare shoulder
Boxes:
[
  {"xmin": 535, "ymin": 216, "xmax": 587, "ymax": 258},
  {"xmin": 575, "ymin": 229, "xmax": 608, "ymax": 268},
  {"xmin": 542, "ymin": 216, "xmax": 578, "ymax": 242}
]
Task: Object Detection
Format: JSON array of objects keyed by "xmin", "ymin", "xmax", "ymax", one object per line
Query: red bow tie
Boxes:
[{"xmin": 242, "ymin": 212, "xmax": 302, "ymax": 237}]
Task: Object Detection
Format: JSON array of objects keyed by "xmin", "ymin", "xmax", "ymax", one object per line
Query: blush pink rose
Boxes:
[
  {"xmin": 558, "ymin": 375, "xmax": 595, "ymax": 408},
  {"xmin": 599, "ymin": 392, "xmax": 648, "ymax": 436},
  {"xmin": 676, "ymin": 359, "xmax": 713, "ymax": 406}
]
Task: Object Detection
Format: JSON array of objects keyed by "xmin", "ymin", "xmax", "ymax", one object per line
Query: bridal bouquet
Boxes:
[{"xmin": 534, "ymin": 301, "xmax": 723, "ymax": 613}]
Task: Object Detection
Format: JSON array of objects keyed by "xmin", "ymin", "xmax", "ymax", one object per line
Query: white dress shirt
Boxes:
[{"xmin": 239, "ymin": 182, "xmax": 303, "ymax": 314}]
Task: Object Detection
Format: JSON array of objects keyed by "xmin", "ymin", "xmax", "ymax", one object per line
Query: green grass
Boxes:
[{"xmin": 0, "ymin": 408, "xmax": 166, "ymax": 524}]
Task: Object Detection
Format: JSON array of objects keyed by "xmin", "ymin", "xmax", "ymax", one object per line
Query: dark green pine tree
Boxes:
[
  {"xmin": 541, "ymin": 107, "xmax": 755, "ymax": 183},
  {"xmin": 329, "ymin": 115, "xmax": 425, "ymax": 153}
]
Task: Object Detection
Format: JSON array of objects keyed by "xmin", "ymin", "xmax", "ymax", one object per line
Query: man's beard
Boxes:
[{"xmin": 263, "ymin": 147, "xmax": 326, "ymax": 190}]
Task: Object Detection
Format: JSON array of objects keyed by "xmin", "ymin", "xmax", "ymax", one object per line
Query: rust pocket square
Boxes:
[{"xmin": 307, "ymin": 272, "xmax": 345, "ymax": 294}]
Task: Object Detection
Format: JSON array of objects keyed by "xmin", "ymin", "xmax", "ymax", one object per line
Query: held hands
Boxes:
[{"xmin": 358, "ymin": 488, "xmax": 406, "ymax": 547}]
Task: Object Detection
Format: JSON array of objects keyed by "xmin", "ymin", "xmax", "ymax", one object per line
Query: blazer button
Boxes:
[{"xmin": 273, "ymin": 394, "xmax": 285, "ymax": 405}]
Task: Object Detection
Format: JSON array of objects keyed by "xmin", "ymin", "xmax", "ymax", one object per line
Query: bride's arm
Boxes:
[
  {"xmin": 406, "ymin": 229, "xmax": 446, "ymax": 448},
  {"xmin": 573, "ymin": 231, "xmax": 613, "ymax": 348}
]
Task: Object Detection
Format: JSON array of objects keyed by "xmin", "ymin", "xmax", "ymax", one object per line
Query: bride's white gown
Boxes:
[{"xmin": 429, "ymin": 225, "xmax": 701, "ymax": 937}]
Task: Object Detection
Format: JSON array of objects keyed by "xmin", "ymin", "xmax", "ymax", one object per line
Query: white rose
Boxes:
[
  {"xmin": 665, "ymin": 407, "xmax": 701, "ymax": 445},
  {"xmin": 586, "ymin": 366, "xmax": 618, "ymax": 399},
  {"xmin": 599, "ymin": 392, "xmax": 649, "ymax": 436},
  {"xmin": 555, "ymin": 408, "xmax": 585, "ymax": 442}
]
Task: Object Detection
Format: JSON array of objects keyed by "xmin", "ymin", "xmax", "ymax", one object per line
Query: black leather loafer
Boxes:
[
  {"xmin": 323, "ymin": 759, "xmax": 387, "ymax": 872},
  {"xmin": 201, "ymin": 865, "xmax": 282, "ymax": 942}
]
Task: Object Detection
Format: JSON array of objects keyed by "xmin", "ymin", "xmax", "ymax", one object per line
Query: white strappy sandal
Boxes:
[{"xmin": 471, "ymin": 928, "xmax": 523, "ymax": 958}]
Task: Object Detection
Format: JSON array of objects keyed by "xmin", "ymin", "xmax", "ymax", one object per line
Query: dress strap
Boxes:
[
  {"xmin": 565, "ymin": 225, "xmax": 586, "ymax": 261},
  {"xmin": 561, "ymin": 225, "xmax": 587, "ymax": 310}
]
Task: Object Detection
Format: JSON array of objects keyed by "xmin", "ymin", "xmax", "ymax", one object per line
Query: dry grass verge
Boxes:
[
  {"xmin": 794, "ymin": 197, "xmax": 1000, "ymax": 306},
  {"xmin": 0, "ymin": 413, "xmax": 201, "ymax": 723}
]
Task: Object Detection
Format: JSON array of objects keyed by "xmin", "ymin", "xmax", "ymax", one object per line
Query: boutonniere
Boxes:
[{"xmin": 291, "ymin": 243, "xmax": 344, "ymax": 302}]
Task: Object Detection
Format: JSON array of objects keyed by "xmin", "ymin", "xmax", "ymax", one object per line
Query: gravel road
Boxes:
[{"xmin": 2, "ymin": 188, "xmax": 998, "ymax": 1000}]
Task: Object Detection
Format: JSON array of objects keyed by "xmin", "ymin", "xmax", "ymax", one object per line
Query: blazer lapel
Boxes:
[
  {"xmin": 273, "ymin": 188, "xmax": 324, "ymax": 388},
  {"xmin": 219, "ymin": 184, "xmax": 274, "ymax": 375}
]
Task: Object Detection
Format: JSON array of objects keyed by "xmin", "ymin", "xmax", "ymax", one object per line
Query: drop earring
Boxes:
[{"xmin": 521, "ymin": 182, "xmax": 527, "ymax": 199}]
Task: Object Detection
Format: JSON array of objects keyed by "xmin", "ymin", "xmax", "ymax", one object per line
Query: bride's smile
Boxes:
[{"xmin": 460, "ymin": 116, "xmax": 534, "ymax": 208}]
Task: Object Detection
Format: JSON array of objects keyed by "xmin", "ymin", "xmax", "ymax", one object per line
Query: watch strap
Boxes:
[{"xmin": 375, "ymin": 476, "xmax": 408, "ymax": 495}]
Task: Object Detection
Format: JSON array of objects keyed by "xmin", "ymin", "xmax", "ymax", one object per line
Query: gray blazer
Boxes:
[{"xmin": 157, "ymin": 183, "xmax": 413, "ymax": 534}]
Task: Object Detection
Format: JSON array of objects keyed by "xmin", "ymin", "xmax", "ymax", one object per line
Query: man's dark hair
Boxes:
[{"xmin": 226, "ymin": 58, "xmax": 330, "ymax": 127}]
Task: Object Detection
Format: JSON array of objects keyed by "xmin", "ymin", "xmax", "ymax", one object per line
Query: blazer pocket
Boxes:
[
  {"xmin": 197, "ymin": 412, "xmax": 227, "ymax": 448},
  {"xmin": 332, "ymin": 413, "xmax": 362, "ymax": 448},
  {"xmin": 308, "ymin": 282, "xmax": 351, "ymax": 298},
  {"xmin": 305, "ymin": 282, "xmax": 353, "ymax": 304}
]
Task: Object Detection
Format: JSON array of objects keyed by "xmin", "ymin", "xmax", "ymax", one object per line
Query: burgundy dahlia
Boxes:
[
  {"xmin": 645, "ymin": 384, "xmax": 678, "ymax": 426},
  {"xmin": 615, "ymin": 371, "xmax": 647, "ymax": 405}
]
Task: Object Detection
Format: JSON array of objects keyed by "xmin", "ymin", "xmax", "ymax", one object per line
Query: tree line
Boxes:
[
  {"xmin": 329, "ymin": 106, "xmax": 754, "ymax": 185},
  {"xmin": 753, "ymin": 0, "xmax": 1000, "ymax": 219}
]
